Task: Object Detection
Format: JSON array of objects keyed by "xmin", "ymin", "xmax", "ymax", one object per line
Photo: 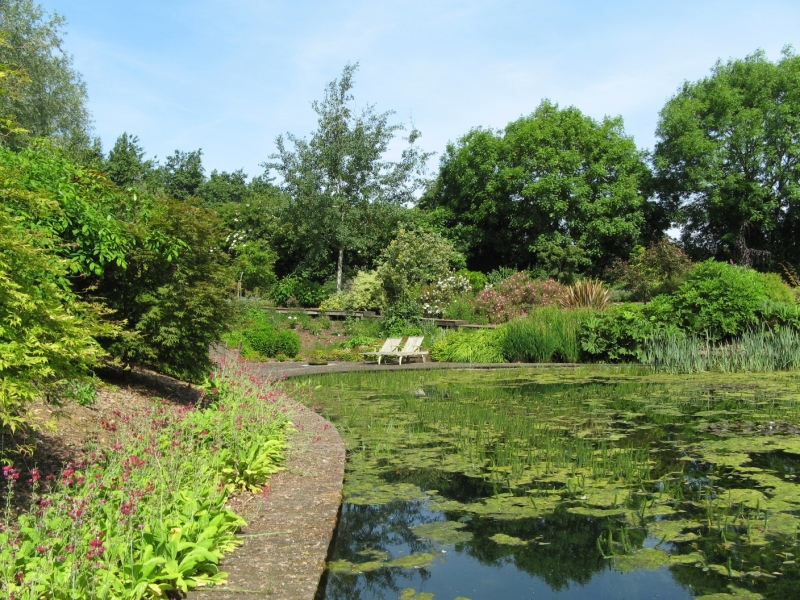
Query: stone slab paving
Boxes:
[{"xmin": 187, "ymin": 400, "xmax": 345, "ymax": 600}]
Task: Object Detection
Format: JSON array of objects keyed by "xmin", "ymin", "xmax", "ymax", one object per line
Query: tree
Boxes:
[
  {"xmin": 106, "ymin": 132, "xmax": 154, "ymax": 188},
  {"xmin": 268, "ymin": 63, "xmax": 431, "ymax": 291},
  {"xmin": 97, "ymin": 197, "xmax": 234, "ymax": 381},
  {"xmin": 653, "ymin": 48, "xmax": 800, "ymax": 264},
  {"xmin": 197, "ymin": 168, "xmax": 249, "ymax": 206},
  {"xmin": 160, "ymin": 149, "xmax": 204, "ymax": 200},
  {"xmin": 421, "ymin": 100, "xmax": 653, "ymax": 278},
  {"xmin": 0, "ymin": 0, "xmax": 92, "ymax": 148}
]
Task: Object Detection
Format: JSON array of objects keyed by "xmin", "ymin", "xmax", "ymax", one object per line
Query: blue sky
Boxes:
[{"xmin": 42, "ymin": 0, "xmax": 800, "ymax": 179}]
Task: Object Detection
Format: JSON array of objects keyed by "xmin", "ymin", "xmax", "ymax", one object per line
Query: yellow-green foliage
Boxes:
[
  {"xmin": 0, "ymin": 196, "xmax": 115, "ymax": 431},
  {"xmin": 430, "ymin": 328, "xmax": 505, "ymax": 363},
  {"xmin": 757, "ymin": 271, "xmax": 794, "ymax": 304},
  {"xmin": 347, "ymin": 270, "xmax": 387, "ymax": 311}
]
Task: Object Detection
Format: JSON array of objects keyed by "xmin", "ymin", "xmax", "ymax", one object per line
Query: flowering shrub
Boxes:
[
  {"xmin": 418, "ymin": 273, "xmax": 472, "ymax": 317},
  {"xmin": 0, "ymin": 359, "xmax": 291, "ymax": 598},
  {"xmin": 472, "ymin": 272, "xmax": 569, "ymax": 323}
]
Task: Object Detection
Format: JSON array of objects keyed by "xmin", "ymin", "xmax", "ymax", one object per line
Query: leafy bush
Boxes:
[
  {"xmin": 579, "ymin": 304, "xmax": 659, "ymax": 362},
  {"xmin": 418, "ymin": 273, "xmax": 472, "ymax": 317},
  {"xmin": 319, "ymin": 292, "xmax": 348, "ymax": 310},
  {"xmin": 606, "ymin": 239, "xmax": 692, "ymax": 301},
  {"xmin": 380, "ymin": 301, "xmax": 423, "ymax": 336},
  {"xmin": 0, "ymin": 182, "xmax": 116, "ymax": 431},
  {"xmin": 472, "ymin": 272, "xmax": 569, "ymax": 323},
  {"xmin": 347, "ymin": 270, "xmax": 387, "ymax": 311},
  {"xmin": 430, "ymin": 329, "xmax": 505, "ymax": 363},
  {"xmin": 756, "ymin": 300, "xmax": 800, "ymax": 330},
  {"xmin": 443, "ymin": 296, "xmax": 487, "ymax": 323},
  {"xmin": 645, "ymin": 260, "xmax": 775, "ymax": 340},
  {"xmin": 759, "ymin": 272, "xmax": 794, "ymax": 304},
  {"xmin": 242, "ymin": 324, "xmax": 300, "ymax": 359},
  {"xmin": 99, "ymin": 198, "xmax": 234, "ymax": 382},
  {"xmin": 269, "ymin": 277, "xmax": 328, "ymax": 308},
  {"xmin": 485, "ymin": 267, "xmax": 517, "ymax": 286},
  {"xmin": 377, "ymin": 228, "xmax": 465, "ymax": 302},
  {"xmin": 232, "ymin": 242, "xmax": 277, "ymax": 295},
  {"xmin": 501, "ymin": 308, "xmax": 587, "ymax": 362},
  {"xmin": 456, "ymin": 269, "xmax": 487, "ymax": 293},
  {"xmin": 269, "ymin": 276, "xmax": 298, "ymax": 306}
]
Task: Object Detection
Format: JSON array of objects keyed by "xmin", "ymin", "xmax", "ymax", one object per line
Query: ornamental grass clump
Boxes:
[
  {"xmin": 562, "ymin": 279, "xmax": 611, "ymax": 309},
  {"xmin": 0, "ymin": 358, "xmax": 292, "ymax": 599},
  {"xmin": 471, "ymin": 272, "xmax": 568, "ymax": 323}
]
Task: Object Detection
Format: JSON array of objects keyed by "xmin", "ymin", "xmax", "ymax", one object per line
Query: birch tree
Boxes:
[{"xmin": 268, "ymin": 63, "xmax": 430, "ymax": 291}]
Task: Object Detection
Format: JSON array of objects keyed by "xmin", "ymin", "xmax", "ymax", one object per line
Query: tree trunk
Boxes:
[{"xmin": 336, "ymin": 246, "xmax": 344, "ymax": 292}]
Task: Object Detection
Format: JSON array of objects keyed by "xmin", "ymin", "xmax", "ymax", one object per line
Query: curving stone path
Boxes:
[{"xmin": 188, "ymin": 400, "xmax": 345, "ymax": 600}]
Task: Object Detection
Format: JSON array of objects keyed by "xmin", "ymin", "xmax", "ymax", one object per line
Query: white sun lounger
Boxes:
[
  {"xmin": 360, "ymin": 337, "xmax": 402, "ymax": 364},
  {"xmin": 380, "ymin": 336, "xmax": 429, "ymax": 365}
]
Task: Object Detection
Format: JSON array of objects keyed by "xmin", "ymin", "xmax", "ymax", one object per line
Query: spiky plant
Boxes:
[{"xmin": 562, "ymin": 279, "xmax": 611, "ymax": 309}]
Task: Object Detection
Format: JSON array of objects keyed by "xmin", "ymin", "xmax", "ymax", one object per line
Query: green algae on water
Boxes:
[{"xmin": 311, "ymin": 367, "xmax": 800, "ymax": 597}]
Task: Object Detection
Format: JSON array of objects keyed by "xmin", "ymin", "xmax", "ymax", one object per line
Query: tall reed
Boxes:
[
  {"xmin": 501, "ymin": 307, "xmax": 589, "ymax": 363},
  {"xmin": 641, "ymin": 327, "xmax": 800, "ymax": 374}
]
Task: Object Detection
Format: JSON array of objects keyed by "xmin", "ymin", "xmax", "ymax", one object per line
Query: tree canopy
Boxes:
[
  {"xmin": 654, "ymin": 48, "xmax": 800, "ymax": 264},
  {"xmin": 0, "ymin": 0, "xmax": 91, "ymax": 149},
  {"xmin": 268, "ymin": 63, "xmax": 431, "ymax": 291},
  {"xmin": 422, "ymin": 101, "xmax": 652, "ymax": 280}
]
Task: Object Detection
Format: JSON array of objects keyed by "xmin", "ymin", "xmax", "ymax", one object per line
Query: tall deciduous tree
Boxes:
[
  {"xmin": 0, "ymin": 0, "xmax": 91, "ymax": 148},
  {"xmin": 160, "ymin": 149, "xmax": 205, "ymax": 200},
  {"xmin": 654, "ymin": 48, "xmax": 800, "ymax": 264},
  {"xmin": 421, "ymin": 101, "xmax": 652, "ymax": 278},
  {"xmin": 268, "ymin": 63, "xmax": 430, "ymax": 291},
  {"xmin": 106, "ymin": 132, "xmax": 154, "ymax": 188}
]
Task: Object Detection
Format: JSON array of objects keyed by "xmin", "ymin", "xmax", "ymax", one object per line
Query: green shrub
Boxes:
[
  {"xmin": 606, "ymin": 239, "xmax": 692, "ymax": 301},
  {"xmin": 376, "ymin": 228, "xmax": 465, "ymax": 302},
  {"xmin": 294, "ymin": 279, "xmax": 328, "ymax": 307},
  {"xmin": 579, "ymin": 304, "xmax": 658, "ymax": 362},
  {"xmin": 443, "ymin": 296, "xmax": 485, "ymax": 323},
  {"xmin": 347, "ymin": 270, "xmax": 387, "ymax": 311},
  {"xmin": 319, "ymin": 292, "xmax": 348, "ymax": 310},
  {"xmin": 232, "ymin": 242, "xmax": 277, "ymax": 295},
  {"xmin": 646, "ymin": 260, "xmax": 773, "ymax": 339},
  {"xmin": 486, "ymin": 267, "xmax": 517, "ymax": 286},
  {"xmin": 381, "ymin": 301, "xmax": 423, "ymax": 336},
  {"xmin": 272, "ymin": 329, "xmax": 301, "ymax": 356},
  {"xmin": 99, "ymin": 198, "xmax": 234, "ymax": 382},
  {"xmin": 430, "ymin": 329, "xmax": 505, "ymax": 363},
  {"xmin": 269, "ymin": 277, "xmax": 327, "ymax": 307},
  {"xmin": 456, "ymin": 269, "xmax": 487, "ymax": 293},
  {"xmin": 758, "ymin": 272, "xmax": 794, "ymax": 304},
  {"xmin": 756, "ymin": 300, "xmax": 800, "ymax": 330},
  {"xmin": 243, "ymin": 327, "xmax": 300, "ymax": 358},
  {"xmin": 269, "ymin": 277, "xmax": 298, "ymax": 306},
  {"xmin": 501, "ymin": 308, "xmax": 587, "ymax": 362}
]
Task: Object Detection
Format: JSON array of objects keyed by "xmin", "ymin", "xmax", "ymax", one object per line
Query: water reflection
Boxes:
[{"xmin": 312, "ymin": 368, "xmax": 800, "ymax": 600}]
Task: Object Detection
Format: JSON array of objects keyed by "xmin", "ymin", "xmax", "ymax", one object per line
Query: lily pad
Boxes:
[{"xmin": 490, "ymin": 533, "xmax": 528, "ymax": 546}]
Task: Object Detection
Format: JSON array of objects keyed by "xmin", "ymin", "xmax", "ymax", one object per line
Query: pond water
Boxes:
[{"xmin": 308, "ymin": 367, "xmax": 800, "ymax": 600}]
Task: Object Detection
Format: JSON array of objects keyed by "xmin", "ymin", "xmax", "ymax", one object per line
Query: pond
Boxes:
[{"xmin": 308, "ymin": 366, "xmax": 800, "ymax": 600}]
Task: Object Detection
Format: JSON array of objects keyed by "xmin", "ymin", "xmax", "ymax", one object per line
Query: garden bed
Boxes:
[{"xmin": 0, "ymin": 360, "xmax": 309, "ymax": 598}]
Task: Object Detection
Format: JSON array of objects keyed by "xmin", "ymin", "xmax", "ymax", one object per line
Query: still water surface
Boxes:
[{"xmin": 309, "ymin": 367, "xmax": 800, "ymax": 600}]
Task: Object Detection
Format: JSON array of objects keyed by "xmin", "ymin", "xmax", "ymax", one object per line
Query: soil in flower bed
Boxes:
[{"xmin": 0, "ymin": 381, "xmax": 163, "ymax": 518}]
